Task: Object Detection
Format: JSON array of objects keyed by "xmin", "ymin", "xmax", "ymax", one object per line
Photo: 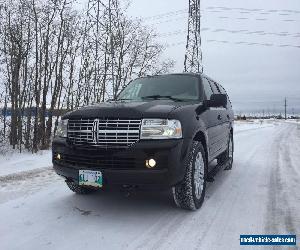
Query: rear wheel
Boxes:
[
  {"xmin": 66, "ymin": 181, "xmax": 97, "ymax": 195},
  {"xmin": 172, "ymin": 141, "xmax": 207, "ymax": 210}
]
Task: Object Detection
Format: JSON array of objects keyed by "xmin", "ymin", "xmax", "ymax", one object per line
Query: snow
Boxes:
[
  {"xmin": 285, "ymin": 119, "xmax": 300, "ymax": 125},
  {"xmin": 234, "ymin": 119, "xmax": 277, "ymax": 132},
  {"xmin": 0, "ymin": 150, "xmax": 51, "ymax": 177},
  {"xmin": 0, "ymin": 120, "xmax": 299, "ymax": 250}
]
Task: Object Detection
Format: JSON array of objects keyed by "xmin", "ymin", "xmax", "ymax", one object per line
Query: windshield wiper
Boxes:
[{"xmin": 141, "ymin": 95, "xmax": 184, "ymax": 102}]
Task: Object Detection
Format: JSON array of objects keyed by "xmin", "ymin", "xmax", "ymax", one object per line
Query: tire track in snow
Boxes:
[
  {"xmin": 234, "ymin": 124, "xmax": 274, "ymax": 134},
  {"xmin": 278, "ymin": 125, "xmax": 297, "ymax": 237},
  {"xmin": 0, "ymin": 166, "xmax": 61, "ymax": 204},
  {"xmin": 133, "ymin": 211, "xmax": 192, "ymax": 250},
  {"xmin": 0, "ymin": 166, "xmax": 52, "ymax": 183},
  {"xmin": 265, "ymin": 124, "xmax": 300, "ymax": 241},
  {"xmin": 127, "ymin": 125, "xmax": 279, "ymax": 250},
  {"xmin": 193, "ymin": 127, "xmax": 281, "ymax": 250}
]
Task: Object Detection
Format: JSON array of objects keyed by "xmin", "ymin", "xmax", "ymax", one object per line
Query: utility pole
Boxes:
[
  {"xmin": 284, "ymin": 97, "xmax": 287, "ymax": 120},
  {"xmin": 184, "ymin": 0, "xmax": 203, "ymax": 73}
]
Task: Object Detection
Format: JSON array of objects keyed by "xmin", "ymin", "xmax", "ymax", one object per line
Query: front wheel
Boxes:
[{"xmin": 172, "ymin": 141, "xmax": 207, "ymax": 210}]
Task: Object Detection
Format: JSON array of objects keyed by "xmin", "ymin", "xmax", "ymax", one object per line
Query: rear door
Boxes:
[
  {"xmin": 216, "ymin": 83, "xmax": 231, "ymax": 153},
  {"xmin": 201, "ymin": 77, "xmax": 220, "ymax": 162},
  {"xmin": 208, "ymin": 80, "xmax": 228, "ymax": 159}
]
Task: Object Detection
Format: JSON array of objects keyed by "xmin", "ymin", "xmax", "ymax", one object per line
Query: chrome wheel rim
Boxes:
[
  {"xmin": 194, "ymin": 152, "xmax": 205, "ymax": 200},
  {"xmin": 229, "ymin": 137, "xmax": 233, "ymax": 161}
]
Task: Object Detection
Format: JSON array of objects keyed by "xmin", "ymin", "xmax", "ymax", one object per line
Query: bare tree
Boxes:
[{"xmin": 0, "ymin": 0, "xmax": 175, "ymax": 152}]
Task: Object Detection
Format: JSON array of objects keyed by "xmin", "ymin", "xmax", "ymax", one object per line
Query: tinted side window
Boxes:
[
  {"xmin": 218, "ymin": 84, "xmax": 232, "ymax": 109},
  {"xmin": 218, "ymin": 84, "xmax": 226, "ymax": 95},
  {"xmin": 209, "ymin": 80, "xmax": 220, "ymax": 94},
  {"xmin": 202, "ymin": 78, "xmax": 213, "ymax": 100}
]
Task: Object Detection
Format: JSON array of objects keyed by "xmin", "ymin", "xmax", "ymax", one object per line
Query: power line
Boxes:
[
  {"xmin": 141, "ymin": 9, "xmax": 188, "ymax": 20},
  {"xmin": 149, "ymin": 16, "xmax": 187, "ymax": 26},
  {"xmin": 206, "ymin": 39, "xmax": 300, "ymax": 48},
  {"xmin": 158, "ymin": 28, "xmax": 300, "ymax": 48},
  {"xmin": 148, "ymin": 15, "xmax": 300, "ymax": 26},
  {"xmin": 138, "ymin": 6, "xmax": 300, "ymax": 21},
  {"xmin": 165, "ymin": 39, "xmax": 300, "ymax": 49},
  {"xmin": 206, "ymin": 6, "xmax": 300, "ymax": 14},
  {"xmin": 158, "ymin": 28, "xmax": 300, "ymax": 38}
]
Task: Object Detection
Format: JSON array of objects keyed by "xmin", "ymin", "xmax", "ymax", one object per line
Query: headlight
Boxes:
[
  {"xmin": 140, "ymin": 119, "xmax": 182, "ymax": 139},
  {"xmin": 56, "ymin": 119, "xmax": 68, "ymax": 138}
]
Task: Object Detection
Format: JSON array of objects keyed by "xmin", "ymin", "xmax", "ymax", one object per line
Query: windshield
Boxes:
[{"xmin": 117, "ymin": 75, "xmax": 200, "ymax": 101}]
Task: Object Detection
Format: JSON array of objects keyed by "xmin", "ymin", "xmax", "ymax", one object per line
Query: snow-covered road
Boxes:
[{"xmin": 0, "ymin": 121, "xmax": 299, "ymax": 250}]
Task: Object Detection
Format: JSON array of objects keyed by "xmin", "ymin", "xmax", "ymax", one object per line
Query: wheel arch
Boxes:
[{"xmin": 193, "ymin": 130, "xmax": 208, "ymax": 164}]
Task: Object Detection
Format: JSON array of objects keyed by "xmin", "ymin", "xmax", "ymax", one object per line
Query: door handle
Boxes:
[{"xmin": 217, "ymin": 114, "xmax": 222, "ymax": 120}]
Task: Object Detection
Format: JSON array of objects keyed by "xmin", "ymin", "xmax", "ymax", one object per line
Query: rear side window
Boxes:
[
  {"xmin": 218, "ymin": 84, "xmax": 226, "ymax": 95},
  {"xmin": 218, "ymin": 84, "xmax": 232, "ymax": 109},
  {"xmin": 202, "ymin": 78, "xmax": 213, "ymax": 100},
  {"xmin": 209, "ymin": 80, "xmax": 221, "ymax": 94}
]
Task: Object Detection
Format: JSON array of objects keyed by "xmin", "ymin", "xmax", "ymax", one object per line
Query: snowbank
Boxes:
[{"xmin": 0, "ymin": 150, "xmax": 51, "ymax": 176}]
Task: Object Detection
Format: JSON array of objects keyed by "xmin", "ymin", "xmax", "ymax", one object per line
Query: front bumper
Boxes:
[{"xmin": 52, "ymin": 138, "xmax": 190, "ymax": 189}]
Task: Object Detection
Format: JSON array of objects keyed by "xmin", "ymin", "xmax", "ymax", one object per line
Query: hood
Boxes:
[{"xmin": 63, "ymin": 100, "xmax": 189, "ymax": 119}]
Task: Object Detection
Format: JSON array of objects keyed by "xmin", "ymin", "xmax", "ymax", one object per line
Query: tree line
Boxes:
[{"xmin": 0, "ymin": 0, "xmax": 174, "ymax": 152}]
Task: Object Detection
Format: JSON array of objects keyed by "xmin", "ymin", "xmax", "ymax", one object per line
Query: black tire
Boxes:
[
  {"xmin": 218, "ymin": 133, "xmax": 234, "ymax": 170},
  {"xmin": 66, "ymin": 181, "xmax": 97, "ymax": 195},
  {"xmin": 172, "ymin": 141, "xmax": 207, "ymax": 211}
]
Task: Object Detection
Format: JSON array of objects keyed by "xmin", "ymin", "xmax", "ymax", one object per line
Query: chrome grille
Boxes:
[{"xmin": 67, "ymin": 119, "xmax": 141, "ymax": 148}]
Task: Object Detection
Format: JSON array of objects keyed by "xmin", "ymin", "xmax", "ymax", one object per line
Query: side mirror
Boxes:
[{"xmin": 207, "ymin": 94, "xmax": 227, "ymax": 108}]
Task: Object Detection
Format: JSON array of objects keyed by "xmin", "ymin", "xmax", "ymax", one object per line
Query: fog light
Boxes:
[
  {"xmin": 146, "ymin": 158, "xmax": 156, "ymax": 168},
  {"xmin": 56, "ymin": 153, "xmax": 62, "ymax": 160}
]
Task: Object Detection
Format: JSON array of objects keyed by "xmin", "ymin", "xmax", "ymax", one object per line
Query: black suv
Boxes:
[{"xmin": 53, "ymin": 73, "xmax": 234, "ymax": 210}]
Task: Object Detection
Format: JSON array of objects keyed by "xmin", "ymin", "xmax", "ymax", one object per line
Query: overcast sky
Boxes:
[{"xmin": 126, "ymin": 0, "xmax": 300, "ymax": 114}]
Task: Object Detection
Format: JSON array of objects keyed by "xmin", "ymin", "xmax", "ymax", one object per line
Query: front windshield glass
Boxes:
[{"xmin": 117, "ymin": 75, "xmax": 200, "ymax": 101}]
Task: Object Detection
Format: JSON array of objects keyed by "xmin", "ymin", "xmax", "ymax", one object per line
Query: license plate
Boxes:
[{"xmin": 79, "ymin": 170, "xmax": 102, "ymax": 188}]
